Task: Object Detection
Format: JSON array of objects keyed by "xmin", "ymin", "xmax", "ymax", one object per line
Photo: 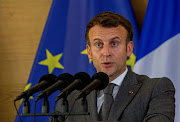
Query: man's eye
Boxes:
[
  {"xmin": 112, "ymin": 42, "xmax": 118, "ymax": 46},
  {"xmin": 96, "ymin": 43, "xmax": 102, "ymax": 47}
]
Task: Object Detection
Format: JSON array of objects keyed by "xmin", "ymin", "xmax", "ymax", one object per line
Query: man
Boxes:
[{"xmin": 55, "ymin": 12, "xmax": 175, "ymax": 121}]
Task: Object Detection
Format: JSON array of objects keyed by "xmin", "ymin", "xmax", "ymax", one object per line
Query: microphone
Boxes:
[
  {"xmin": 35, "ymin": 73, "xmax": 74, "ymax": 102},
  {"xmin": 75, "ymin": 72, "xmax": 109, "ymax": 100},
  {"xmin": 55, "ymin": 72, "xmax": 91, "ymax": 102},
  {"xmin": 14, "ymin": 74, "xmax": 56, "ymax": 101}
]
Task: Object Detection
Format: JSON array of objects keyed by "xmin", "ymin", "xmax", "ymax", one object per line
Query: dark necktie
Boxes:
[{"xmin": 99, "ymin": 83, "xmax": 116, "ymax": 120}]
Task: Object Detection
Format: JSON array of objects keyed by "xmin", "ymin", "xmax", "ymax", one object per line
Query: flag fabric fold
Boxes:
[
  {"xmin": 15, "ymin": 0, "xmax": 139, "ymax": 121},
  {"xmin": 134, "ymin": 0, "xmax": 180, "ymax": 121}
]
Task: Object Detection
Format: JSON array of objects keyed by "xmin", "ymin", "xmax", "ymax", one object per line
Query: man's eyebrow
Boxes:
[
  {"xmin": 110, "ymin": 36, "xmax": 121, "ymax": 41},
  {"xmin": 93, "ymin": 38, "xmax": 102, "ymax": 42},
  {"xmin": 93, "ymin": 36, "xmax": 121, "ymax": 42}
]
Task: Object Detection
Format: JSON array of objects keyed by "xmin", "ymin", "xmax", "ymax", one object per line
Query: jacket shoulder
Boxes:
[{"xmin": 135, "ymin": 73, "xmax": 175, "ymax": 94}]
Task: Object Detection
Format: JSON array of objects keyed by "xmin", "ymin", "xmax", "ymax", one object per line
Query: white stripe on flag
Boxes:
[{"xmin": 134, "ymin": 33, "xmax": 180, "ymax": 121}]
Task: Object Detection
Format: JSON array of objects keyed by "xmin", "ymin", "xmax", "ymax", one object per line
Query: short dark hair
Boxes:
[{"xmin": 85, "ymin": 12, "xmax": 133, "ymax": 45}]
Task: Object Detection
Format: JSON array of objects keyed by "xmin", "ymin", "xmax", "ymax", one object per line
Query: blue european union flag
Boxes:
[{"xmin": 15, "ymin": 0, "xmax": 139, "ymax": 121}]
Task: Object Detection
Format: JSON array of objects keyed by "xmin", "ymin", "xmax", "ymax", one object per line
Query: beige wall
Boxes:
[
  {"xmin": 0, "ymin": 0, "xmax": 148, "ymax": 121},
  {"xmin": 0, "ymin": 0, "xmax": 52, "ymax": 121}
]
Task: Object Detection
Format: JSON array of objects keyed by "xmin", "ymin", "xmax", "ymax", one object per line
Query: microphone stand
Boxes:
[
  {"xmin": 42, "ymin": 96, "xmax": 49, "ymax": 113},
  {"xmin": 59, "ymin": 97, "xmax": 68, "ymax": 113},
  {"xmin": 53, "ymin": 96, "xmax": 69, "ymax": 121},
  {"xmin": 81, "ymin": 96, "xmax": 88, "ymax": 113},
  {"xmin": 21, "ymin": 96, "xmax": 90, "ymax": 119},
  {"xmin": 23, "ymin": 98, "xmax": 30, "ymax": 114}
]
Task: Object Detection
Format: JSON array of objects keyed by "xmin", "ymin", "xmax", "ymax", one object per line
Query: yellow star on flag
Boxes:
[
  {"xmin": 126, "ymin": 53, "xmax": 136, "ymax": 70},
  {"xmin": 38, "ymin": 49, "xmax": 64, "ymax": 73},
  {"xmin": 20, "ymin": 83, "xmax": 33, "ymax": 104},
  {"xmin": 81, "ymin": 49, "xmax": 92, "ymax": 63}
]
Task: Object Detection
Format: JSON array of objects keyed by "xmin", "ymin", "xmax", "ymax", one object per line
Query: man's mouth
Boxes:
[{"xmin": 101, "ymin": 62, "xmax": 113, "ymax": 67}]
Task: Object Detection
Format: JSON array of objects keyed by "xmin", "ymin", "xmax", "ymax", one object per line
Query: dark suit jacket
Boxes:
[{"xmin": 55, "ymin": 69, "xmax": 175, "ymax": 122}]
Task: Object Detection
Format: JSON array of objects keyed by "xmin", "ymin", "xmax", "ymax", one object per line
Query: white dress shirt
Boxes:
[{"xmin": 97, "ymin": 67, "xmax": 128, "ymax": 113}]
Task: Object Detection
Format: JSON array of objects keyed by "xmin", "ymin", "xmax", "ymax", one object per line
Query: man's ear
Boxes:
[
  {"xmin": 86, "ymin": 44, "xmax": 92, "ymax": 59},
  {"xmin": 127, "ymin": 41, "xmax": 134, "ymax": 57}
]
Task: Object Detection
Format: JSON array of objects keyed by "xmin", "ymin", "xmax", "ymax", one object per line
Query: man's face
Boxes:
[{"xmin": 87, "ymin": 25, "xmax": 133, "ymax": 82}]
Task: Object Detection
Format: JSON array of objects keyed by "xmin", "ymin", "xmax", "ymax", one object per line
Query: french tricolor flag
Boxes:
[{"xmin": 134, "ymin": 0, "xmax": 180, "ymax": 122}]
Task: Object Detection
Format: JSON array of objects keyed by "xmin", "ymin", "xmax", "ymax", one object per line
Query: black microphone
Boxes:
[
  {"xmin": 55, "ymin": 72, "xmax": 91, "ymax": 102},
  {"xmin": 75, "ymin": 72, "xmax": 109, "ymax": 100},
  {"xmin": 14, "ymin": 74, "xmax": 56, "ymax": 101},
  {"xmin": 35, "ymin": 73, "xmax": 74, "ymax": 102}
]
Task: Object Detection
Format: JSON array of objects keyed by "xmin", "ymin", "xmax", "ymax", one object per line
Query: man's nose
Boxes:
[{"xmin": 102, "ymin": 45, "xmax": 111, "ymax": 57}]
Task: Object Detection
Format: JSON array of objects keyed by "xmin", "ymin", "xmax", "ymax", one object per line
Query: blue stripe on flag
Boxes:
[{"xmin": 136, "ymin": 0, "xmax": 180, "ymax": 61}]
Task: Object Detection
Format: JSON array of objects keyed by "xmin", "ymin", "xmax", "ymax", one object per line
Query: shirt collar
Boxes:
[{"xmin": 110, "ymin": 67, "xmax": 128, "ymax": 86}]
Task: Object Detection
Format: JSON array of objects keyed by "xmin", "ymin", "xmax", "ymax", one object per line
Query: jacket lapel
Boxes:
[{"xmin": 108, "ymin": 69, "xmax": 142, "ymax": 121}]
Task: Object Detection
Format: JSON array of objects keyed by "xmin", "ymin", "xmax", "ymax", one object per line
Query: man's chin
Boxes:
[
  {"xmin": 99, "ymin": 70, "xmax": 113, "ymax": 77},
  {"xmin": 97, "ymin": 67, "xmax": 114, "ymax": 75}
]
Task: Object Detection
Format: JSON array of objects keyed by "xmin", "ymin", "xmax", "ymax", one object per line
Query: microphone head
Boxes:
[
  {"xmin": 91, "ymin": 72, "xmax": 109, "ymax": 90},
  {"xmin": 39, "ymin": 74, "xmax": 57, "ymax": 85},
  {"xmin": 73, "ymin": 72, "xmax": 91, "ymax": 90},
  {"xmin": 56, "ymin": 73, "xmax": 74, "ymax": 90},
  {"xmin": 15, "ymin": 74, "xmax": 56, "ymax": 101}
]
